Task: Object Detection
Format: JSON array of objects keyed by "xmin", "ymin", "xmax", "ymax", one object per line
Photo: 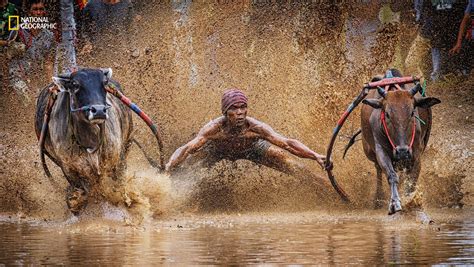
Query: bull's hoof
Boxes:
[
  {"xmin": 388, "ymin": 199, "xmax": 402, "ymax": 215},
  {"xmin": 67, "ymin": 188, "xmax": 88, "ymax": 215}
]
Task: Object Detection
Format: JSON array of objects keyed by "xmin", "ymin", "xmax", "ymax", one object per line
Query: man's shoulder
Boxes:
[
  {"xmin": 208, "ymin": 116, "xmax": 225, "ymax": 126},
  {"xmin": 246, "ymin": 116, "xmax": 272, "ymax": 133},
  {"xmin": 247, "ymin": 116, "xmax": 268, "ymax": 126},
  {"xmin": 199, "ymin": 117, "xmax": 224, "ymax": 135}
]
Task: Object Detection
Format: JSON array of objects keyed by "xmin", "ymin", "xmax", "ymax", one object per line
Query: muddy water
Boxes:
[{"xmin": 0, "ymin": 212, "xmax": 472, "ymax": 265}]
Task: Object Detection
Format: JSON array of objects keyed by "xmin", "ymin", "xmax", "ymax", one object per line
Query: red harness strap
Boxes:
[{"xmin": 381, "ymin": 110, "xmax": 417, "ymax": 150}]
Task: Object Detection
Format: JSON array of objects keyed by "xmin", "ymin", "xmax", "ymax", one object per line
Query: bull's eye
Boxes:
[
  {"xmin": 411, "ymin": 110, "xmax": 415, "ymax": 117},
  {"xmin": 385, "ymin": 112, "xmax": 390, "ymax": 120}
]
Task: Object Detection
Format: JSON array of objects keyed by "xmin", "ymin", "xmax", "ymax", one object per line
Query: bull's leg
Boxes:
[
  {"xmin": 375, "ymin": 144, "xmax": 402, "ymax": 215},
  {"xmin": 405, "ymin": 160, "xmax": 421, "ymax": 197},
  {"xmin": 402, "ymin": 160, "xmax": 425, "ymax": 212},
  {"xmin": 374, "ymin": 163, "xmax": 385, "ymax": 209},
  {"xmin": 62, "ymin": 169, "xmax": 89, "ymax": 215},
  {"xmin": 66, "ymin": 186, "xmax": 88, "ymax": 215}
]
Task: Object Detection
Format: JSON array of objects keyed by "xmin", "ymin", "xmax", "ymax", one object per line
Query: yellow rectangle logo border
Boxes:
[{"xmin": 8, "ymin": 16, "xmax": 20, "ymax": 31}]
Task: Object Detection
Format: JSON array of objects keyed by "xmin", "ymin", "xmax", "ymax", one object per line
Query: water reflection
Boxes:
[{"xmin": 0, "ymin": 216, "xmax": 472, "ymax": 265}]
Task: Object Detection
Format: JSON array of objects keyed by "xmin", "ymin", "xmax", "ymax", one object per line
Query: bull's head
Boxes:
[
  {"xmin": 53, "ymin": 68, "xmax": 113, "ymax": 125},
  {"xmin": 362, "ymin": 85, "xmax": 441, "ymax": 161}
]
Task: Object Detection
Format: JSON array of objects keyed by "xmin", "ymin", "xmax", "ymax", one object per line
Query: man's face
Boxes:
[
  {"xmin": 30, "ymin": 3, "xmax": 46, "ymax": 17},
  {"xmin": 226, "ymin": 102, "xmax": 247, "ymax": 127}
]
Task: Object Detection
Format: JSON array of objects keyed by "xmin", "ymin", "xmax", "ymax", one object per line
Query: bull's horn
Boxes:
[
  {"xmin": 377, "ymin": 86, "xmax": 386, "ymax": 98},
  {"xmin": 101, "ymin": 68, "xmax": 113, "ymax": 80},
  {"xmin": 57, "ymin": 72, "xmax": 72, "ymax": 79},
  {"xmin": 410, "ymin": 83, "xmax": 421, "ymax": 96}
]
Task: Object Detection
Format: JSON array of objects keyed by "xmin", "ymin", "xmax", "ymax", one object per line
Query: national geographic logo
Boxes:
[
  {"xmin": 8, "ymin": 16, "xmax": 56, "ymax": 30},
  {"xmin": 7, "ymin": 15, "xmax": 19, "ymax": 30}
]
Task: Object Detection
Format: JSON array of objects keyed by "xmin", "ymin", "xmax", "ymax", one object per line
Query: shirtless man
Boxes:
[{"xmin": 166, "ymin": 89, "xmax": 330, "ymax": 189}]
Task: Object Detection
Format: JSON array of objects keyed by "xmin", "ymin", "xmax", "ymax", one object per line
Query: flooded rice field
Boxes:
[{"xmin": 0, "ymin": 211, "xmax": 473, "ymax": 265}]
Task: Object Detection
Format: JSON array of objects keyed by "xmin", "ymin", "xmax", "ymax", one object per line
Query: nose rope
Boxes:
[{"xmin": 381, "ymin": 110, "xmax": 417, "ymax": 151}]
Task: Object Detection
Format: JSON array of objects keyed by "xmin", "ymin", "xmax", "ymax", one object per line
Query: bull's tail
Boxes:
[
  {"xmin": 40, "ymin": 150, "xmax": 52, "ymax": 178},
  {"xmin": 131, "ymin": 138, "xmax": 161, "ymax": 169},
  {"xmin": 41, "ymin": 150, "xmax": 61, "ymax": 179},
  {"xmin": 342, "ymin": 129, "xmax": 362, "ymax": 159}
]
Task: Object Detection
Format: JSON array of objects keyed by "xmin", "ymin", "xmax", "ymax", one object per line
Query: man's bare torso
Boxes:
[{"xmin": 202, "ymin": 116, "xmax": 270, "ymax": 160}]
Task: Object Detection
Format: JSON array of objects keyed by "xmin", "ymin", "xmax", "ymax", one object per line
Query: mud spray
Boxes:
[{"xmin": 0, "ymin": 1, "xmax": 472, "ymax": 223}]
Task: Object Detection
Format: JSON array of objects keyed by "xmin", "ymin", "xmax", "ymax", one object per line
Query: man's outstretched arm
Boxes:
[
  {"xmin": 252, "ymin": 120, "xmax": 326, "ymax": 168},
  {"xmin": 450, "ymin": 12, "xmax": 470, "ymax": 54},
  {"xmin": 165, "ymin": 120, "xmax": 218, "ymax": 171}
]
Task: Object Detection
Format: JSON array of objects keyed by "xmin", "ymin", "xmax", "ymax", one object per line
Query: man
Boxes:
[
  {"xmin": 166, "ymin": 89, "xmax": 331, "ymax": 190},
  {"xmin": 0, "ymin": 0, "xmax": 19, "ymax": 90},
  {"xmin": 449, "ymin": 0, "xmax": 473, "ymax": 75},
  {"xmin": 417, "ymin": 0, "xmax": 466, "ymax": 81},
  {"xmin": 9, "ymin": 0, "xmax": 56, "ymax": 101},
  {"xmin": 0, "ymin": 0, "xmax": 18, "ymax": 45}
]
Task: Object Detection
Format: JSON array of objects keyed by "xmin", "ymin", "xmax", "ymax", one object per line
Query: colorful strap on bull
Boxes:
[{"xmin": 105, "ymin": 82, "xmax": 165, "ymax": 170}]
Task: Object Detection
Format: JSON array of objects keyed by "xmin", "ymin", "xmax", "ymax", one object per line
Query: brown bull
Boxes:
[{"xmin": 360, "ymin": 70, "xmax": 441, "ymax": 214}]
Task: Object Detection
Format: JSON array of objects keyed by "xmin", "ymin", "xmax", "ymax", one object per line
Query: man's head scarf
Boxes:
[{"xmin": 221, "ymin": 88, "xmax": 248, "ymax": 115}]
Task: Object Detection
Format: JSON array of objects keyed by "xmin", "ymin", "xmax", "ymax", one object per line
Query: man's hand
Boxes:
[
  {"xmin": 449, "ymin": 43, "xmax": 462, "ymax": 55},
  {"xmin": 324, "ymin": 159, "xmax": 333, "ymax": 171},
  {"xmin": 164, "ymin": 161, "xmax": 172, "ymax": 174},
  {"xmin": 314, "ymin": 153, "xmax": 326, "ymax": 169}
]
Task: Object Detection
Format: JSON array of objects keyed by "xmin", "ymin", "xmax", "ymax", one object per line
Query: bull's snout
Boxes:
[
  {"xmin": 88, "ymin": 105, "xmax": 108, "ymax": 123},
  {"xmin": 394, "ymin": 146, "xmax": 411, "ymax": 161}
]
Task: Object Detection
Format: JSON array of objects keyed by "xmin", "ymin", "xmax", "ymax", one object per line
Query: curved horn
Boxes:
[
  {"xmin": 410, "ymin": 83, "xmax": 421, "ymax": 96},
  {"xmin": 101, "ymin": 68, "xmax": 113, "ymax": 80},
  {"xmin": 57, "ymin": 72, "xmax": 72, "ymax": 79},
  {"xmin": 377, "ymin": 86, "xmax": 387, "ymax": 98}
]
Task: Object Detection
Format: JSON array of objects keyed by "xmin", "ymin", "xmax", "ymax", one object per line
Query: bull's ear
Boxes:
[
  {"xmin": 101, "ymin": 68, "xmax": 113, "ymax": 80},
  {"xmin": 52, "ymin": 76, "xmax": 69, "ymax": 92},
  {"xmin": 415, "ymin": 97, "xmax": 441, "ymax": 108},
  {"xmin": 362, "ymin": 99, "xmax": 383, "ymax": 109}
]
